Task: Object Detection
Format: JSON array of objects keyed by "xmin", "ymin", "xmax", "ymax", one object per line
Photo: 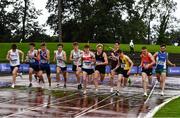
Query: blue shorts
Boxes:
[
  {"xmin": 29, "ymin": 63, "xmax": 39, "ymax": 72},
  {"xmin": 10, "ymin": 65, "xmax": 20, "ymax": 72},
  {"xmin": 39, "ymin": 64, "xmax": 51, "ymax": 77}
]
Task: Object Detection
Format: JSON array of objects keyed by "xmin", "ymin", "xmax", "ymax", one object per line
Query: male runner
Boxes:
[
  {"xmin": 94, "ymin": 44, "xmax": 108, "ymax": 91},
  {"xmin": 69, "ymin": 42, "xmax": 83, "ymax": 89},
  {"xmin": 140, "ymin": 46, "xmax": 155, "ymax": 96},
  {"xmin": 26, "ymin": 43, "xmax": 39, "ymax": 87},
  {"xmin": 53, "ymin": 44, "xmax": 67, "ymax": 88},
  {"xmin": 6, "ymin": 44, "xmax": 24, "ymax": 88},
  {"xmin": 113, "ymin": 50, "xmax": 133, "ymax": 94},
  {"xmin": 109, "ymin": 41, "xmax": 120, "ymax": 92},
  {"xmin": 81, "ymin": 45, "xmax": 95, "ymax": 94},
  {"xmin": 154, "ymin": 44, "xmax": 176, "ymax": 96},
  {"xmin": 37, "ymin": 43, "xmax": 51, "ymax": 88}
]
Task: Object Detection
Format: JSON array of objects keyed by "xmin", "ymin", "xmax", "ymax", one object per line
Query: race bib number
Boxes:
[
  {"xmin": 121, "ymin": 64, "xmax": 125, "ymax": 68},
  {"xmin": 157, "ymin": 61, "xmax": 165, "ymax": 65},
  {"xmin": 11, "ymin": 59, "xmax": 17, "ymax": 64},
  {"xmin": 29, "ymin": 59, "xmax": 35, "ymax": 63},
  {"xmin": 40, "ymin": 60, "xmax": 47, "ymax": 64}
]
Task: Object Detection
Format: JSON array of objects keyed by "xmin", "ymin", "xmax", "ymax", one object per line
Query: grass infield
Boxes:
[
  {"xmin": 154, "ymin": 97, "xmax": 180, "ymax": 117},
  {"xmin": 0, "ymin": 43, "xmax": 179, "ymax": 63}
]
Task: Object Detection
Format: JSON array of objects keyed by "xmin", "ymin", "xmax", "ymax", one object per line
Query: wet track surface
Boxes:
[{"xmin": 0, "ymin": 74, "xmax": 180, "ymax": 118}]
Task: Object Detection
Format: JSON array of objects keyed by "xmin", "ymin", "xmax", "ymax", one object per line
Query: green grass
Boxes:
[
  {"xmin": 0, "ymin": 43, "xmax": 180, "ymax": 63},
  {"xmin": 154, "ymin": 97, "xmax": 180, "ymax": 117}
]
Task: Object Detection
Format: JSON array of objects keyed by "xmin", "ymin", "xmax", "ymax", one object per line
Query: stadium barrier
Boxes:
[{"xmin": 0, "ymin": 63, "xmax": 180, "ymax": 75}]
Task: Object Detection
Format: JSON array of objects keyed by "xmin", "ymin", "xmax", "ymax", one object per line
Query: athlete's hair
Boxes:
[
  {"xmin": 115, "ymin": 40, "xmax": 120, "ymax": 45},
  {"xmin": 96, "ymin": 43, "xmax": 103, "ymax": 49},
  {"xmin": 11, "ymin": 44, "xmax": 17, "ymax": 50},
  {"xmin": 41, "ymin": 43, "xmax": 46, "ymax": 47},
  {"xmin": 29, "ymin": 42, "xmax": 35, "ymax": 47},
  {"xmin": 160, "ymin": 44, "xmax": 166, "ymax": 47},
  {"xmin": 57, "ymin": 44, "xmax": 63, "ymax": 48},
  {"xmin": 142, "ymin": 46, "xmax": 147, "ymax": 50},
  {"xmin": 84, "ymin": 44, "xmax": 90, "ymax": 49},
  {"xmin": 73, "ymin": 42, "xmax": 79, "ymax": 46},
  {"xmin": 117, "ymin": 49, "xmax": 123, "ymax": 54}
]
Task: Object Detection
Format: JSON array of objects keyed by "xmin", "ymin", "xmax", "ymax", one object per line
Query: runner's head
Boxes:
[
  {"xmin": 57, "ymin": 44, "xmax": 63, "ymax": 52},
  {"xmin": 114, "ymin": 40, "xmax": 120, "ymax": 50},
  {"xmin": 84, "ymin": 44, "xmax": 90, "ymax": 53},
  {"xmin": 141, "ymin": 46, "xmax": 147, "ymax": 55},
  {"xmin": 11, "ymin": 44, "xmax": 17, "ymax": 51},
  {"xmin": 96, "ymin": 44, "xmax": 103, "ymax": 53},
  {"xmin": 73, "ymin": 42, "xmax": 79, "ymax": 50},
  {"xmin": 160, "ymin": 44, "xmax": 166, "ymax": 52},
  {"xmin": 40, "ymin": 43, "xmax": 46, "ymax": 51},
  {"xmin": 117, "ymin": 49, "xmax": 123, "ymax": 57},
  {"xmin": 29, "ymin": 43, "xmax": 35, "ymax": 50}
]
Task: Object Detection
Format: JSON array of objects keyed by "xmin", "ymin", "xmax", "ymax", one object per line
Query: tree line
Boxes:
[{"xmin": 0, "ymin": 0, "xmax": 180, "ymax": 44}]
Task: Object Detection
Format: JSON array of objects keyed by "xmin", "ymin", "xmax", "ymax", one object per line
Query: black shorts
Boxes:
[
  {"xmin": 29, "ymin": 64, "xmax": 40, "ymax": 72},
  {"xmin": 72, "ymin": 65, "xmax": 82, "ymax": 72},
  {"xmin": 82, "ymin": 68, "xmax": 94, "ymax": 75},
  {"xmin": 39, "ymin": 64, "xmax": 51, "ymax": 77},
  {"xmin": 142, "ymin": 68, "xmax": 153, "ymax": 76},
  {"xmin": 57, "ymin": 66, "xmax": 67, "ymax": 72},
  {"xmin": 10, "ymin": 65, "xmax": 20, "ymax": 72},
  {"xmin": 111, "ymin": 61, "xmax": 118, "ymax": 70},
  {"xmin": 116, "ymin": 68, "xmax": 129, "ymax": 78},
  {"xmin": 95, "ymin": 65, "xmax": 106, "ymax": 74}
]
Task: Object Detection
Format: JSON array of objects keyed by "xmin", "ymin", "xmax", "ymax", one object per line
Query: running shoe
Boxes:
[
  {"xmin": 78, "ymin": 84, "xmax": 82, "ymax": 90},
  {"xmin": 110, "ymin": 88, "xmax": 114, "ymax": 93},
  {"xmin": 144, "ymin": 92, "xmax": 148, "ymax": 97},
  {"xmin": 160, "ymin": 91, "xmax": 164, "ymax": 96},
  {"xmin": 18, "ymin": 73, "xmax": 23, "ymax": 79},
  {"xmin": 83, "ymin": 90, "xmax": 87, "ymax": 95},
  {"xmin": 115, "ymin": 90, "xmax": 120, "ymax": 96},
  {"xmin": 56, "ymin": 84, "xmax": 60, "ymax": 88},
  {"xmin": 28, "ymin": 83, "xmax": 32, "ymax": 87},
  {"xmin": 63, "ymin": 84, "xmax": 67, "ymax": 88},
  {"xmin": 11, "ymin": 84, "xmax": 15, "ymax": 88},
  {"xmin": 128, "ymin": 78, "xmax": 132, "ymax": 86}
]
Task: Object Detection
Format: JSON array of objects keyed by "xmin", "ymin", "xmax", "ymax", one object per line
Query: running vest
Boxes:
[
  {"xmin": 111, "ymin": 49, "xmax": 119, "ymax": 66},
  {"xmin": 27, "ymin": 50, "xmax": 39, "ymax": 64},
  {"xmin": 9, "ymin": 49, "xmax": 20, "ymax": 66},
  {"xmin": 82, "ymin": 51, "xmax": 95, "ymax": 69},
  {"xmin": 55, "ymin": 50, "xmax": 66, "ymax": 67},
  {"xmin": 39, "ymin": 49, "xmax": 49, "ymax": 64},
  {"xmin": 156, "ymin": 51, "xmax": 168, "ymax": 69},
  {"xmin": 71, "ymin": 49, "xmax": 82, "ymax": 66},
  {"xmin": 119, "ymin": 55, "xmax": 130, "ymax": 70},
  {"xmin": 141, "ymin": 52, "xmax": 153, "ymax": 68},
  {"xmin": 95, "ymin": 52, "xmax": 105, "ymax": 65}
]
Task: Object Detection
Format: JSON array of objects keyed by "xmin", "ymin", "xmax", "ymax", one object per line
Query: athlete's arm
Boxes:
[
  {"xmin": 139, "ymin": 55, "xmax": 143, "ymax": 67},
  {"xmin": 147, "ymin": 53, "xmax": 155, "ymax": 68},
  {"xmin": 127, "ymin": 56, "xmax": 134, "ymax": 75},
  {"xmin": 37, "ymin": 49, "xmax": 41, "ymax": 61},
  {"xmin": 69, "ymin": 50, "xmax": 73, "ymax": 61},
  {"xmin": 153, "ymin": 52, "xmax": 158, "ymax": 60},
  {"xmin": 19, "ymin": 50, "xmax": 24, "ymax": 62},
  {"xmin": 112, "ymin": 57, "xmax": 120, "ymax": 71},
  {"xmin": 63, "ymin": 51, "xmax": 67, "ymax": 62},
  {"xmin": 6, "ymin": 51, "xmax": 10, "ymax": 61},
  {"xmin": 167, "ymin": 60, "xmax": 176, "ymax": 67},
  {"xmin": 46, "ymin": 50, "xmax": 50, "ymax": 61},
  {"xmin": 53, "ymin": 51, "xmax": 56, "ymax": 62},
  {"xmin": 103, "ymin": 52, "xmax": 108, "ymax": 65}
]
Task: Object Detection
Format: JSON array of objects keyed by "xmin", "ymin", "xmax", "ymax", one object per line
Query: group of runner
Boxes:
[{"xmin": 6, "ymin": 42, "xmax": 176, "ymax": 96}]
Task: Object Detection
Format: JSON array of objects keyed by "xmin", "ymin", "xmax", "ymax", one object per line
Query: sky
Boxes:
[{"xmin": 33, "ymin": 0, "xmax": 180, "ymax": 35}]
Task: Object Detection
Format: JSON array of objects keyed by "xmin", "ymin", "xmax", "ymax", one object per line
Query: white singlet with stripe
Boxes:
[
  {"xmin": 27, "ymin": 50, "xmax": 38, "ymax": 63},
  {"xmin": 9, "ymin": 49, "xmax": 20, "ymax": 66},
  {"xmin": 71, "ymin": 49, "xmax": 83, "ymax": 66},
  {"xmin": 82, "ymin": 51, "xmax": 95, "ymax": 69},
  {"xmin": 55, "ymin": 50, "xmax": 66, "ymax": 67}
]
